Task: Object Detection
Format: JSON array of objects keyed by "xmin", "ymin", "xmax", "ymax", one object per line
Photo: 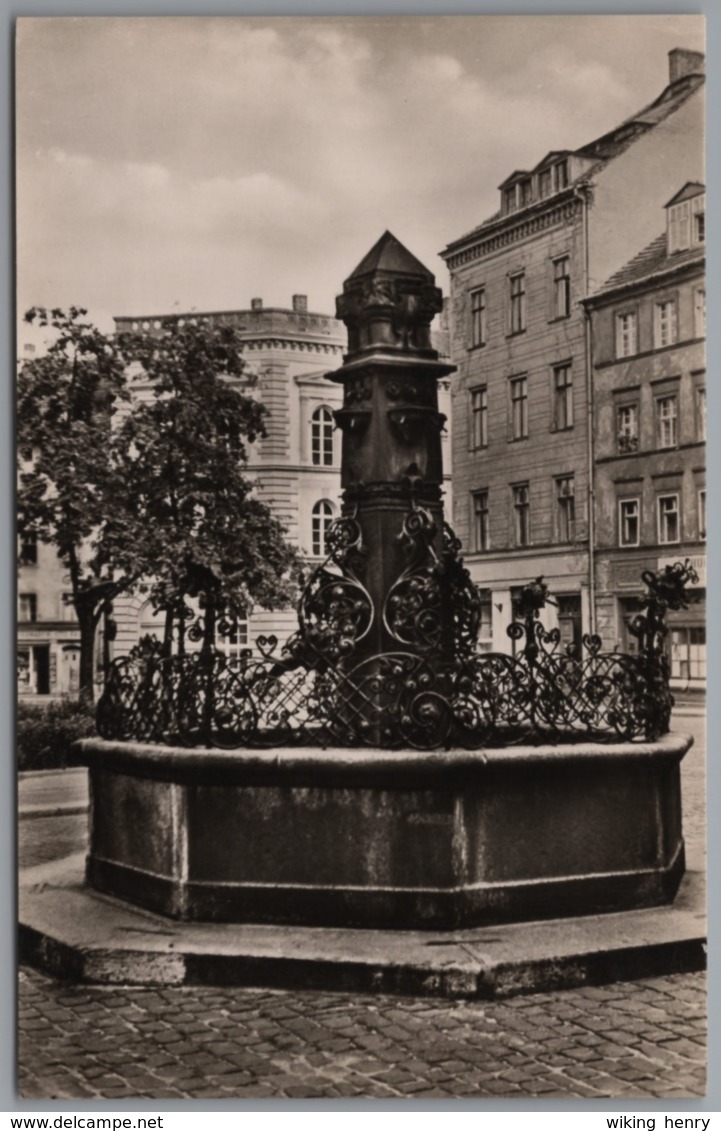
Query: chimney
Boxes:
[
  {"xmin": 250, "ymin": 297, "xmax": 263, "ymax": 311},
  {"xmin": 669, "ymin": 48, "xmax": 705, "ymax": 84},
  {"xmin": 292, "ymin": 294, "xmax": 308, "ymax": 314}
]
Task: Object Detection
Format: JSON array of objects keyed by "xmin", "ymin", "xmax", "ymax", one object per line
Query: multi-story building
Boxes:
[
  {"xmin": 584, "ymin": 184, "xmax": 706, "ymax": 696},
  {"xmin": 440, "ymin": 47, "xmax": 705, "ymax": 655}
]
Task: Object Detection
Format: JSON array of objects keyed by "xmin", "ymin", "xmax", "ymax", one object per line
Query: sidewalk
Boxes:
[{"xmin": 18, "ymin": 767, "xmax": 89, "ymax": 819}]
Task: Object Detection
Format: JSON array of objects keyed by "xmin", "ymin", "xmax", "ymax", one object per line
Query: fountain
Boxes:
[{"xmin": 79, "ymin": 233, "xmax": 694, "ymax": 930}]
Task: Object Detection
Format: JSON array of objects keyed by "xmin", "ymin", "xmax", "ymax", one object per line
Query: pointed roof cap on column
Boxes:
[{"xmin": 344, "ymin": 231, "xmax": 436, "ymax": 287}]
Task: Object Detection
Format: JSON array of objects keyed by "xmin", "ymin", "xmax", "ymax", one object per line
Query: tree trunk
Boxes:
[{"xmin": 77, "ymin": 602, "xmax": 99, "ymax": 706}]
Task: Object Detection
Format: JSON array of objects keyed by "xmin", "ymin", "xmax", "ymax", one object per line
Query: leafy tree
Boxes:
[
  {"xmin": 115, "ymin": 318, "xmax": 301, "ymax": 654},
  {"xmin": 17, "ymin": 307, "xmax": 136, "ymax": 702}
]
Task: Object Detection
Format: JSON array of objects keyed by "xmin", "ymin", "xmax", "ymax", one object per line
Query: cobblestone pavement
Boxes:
[
  {"xmin": 18, "ymin": 714, "xmax": 707, "ymax": 1102},
  {"xmin": 18, "ymin": 968, "xmax": 707, "ymax": 1100}
]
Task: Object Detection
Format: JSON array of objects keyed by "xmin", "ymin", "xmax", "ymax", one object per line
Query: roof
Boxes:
[
  {"xmin": 344, "ymin": 231, "xmax": 435, "ymax": 285},
  {"xmin": 442, "ymin": 70, "xmax": 704, "ymax": 257},
  {"xmin": 591, "ymin": 232, "xmax": 704, "ymax": 299},
  {"xmin": 665, "ymin": 181, "xmax": 706, "ymax": 208}
]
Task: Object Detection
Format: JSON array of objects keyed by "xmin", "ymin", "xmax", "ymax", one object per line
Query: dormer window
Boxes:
[
  {"xmin": 539, "ymin": 168, "xmax": 552, "ymax": 198},
  {"xmin": 666, "ymin": 186, "xmax": 705, "ymax": 252},
  {"xmin": 519, "ymin": 179, "xmax": 532, "ymax": 207},
  {"xmin": 503, "ymin": 186, "xmax": 517, "ymax": 214},
  {"xmin": 554, "ymin": 160, "xmax": 569, "ymax": 190}
]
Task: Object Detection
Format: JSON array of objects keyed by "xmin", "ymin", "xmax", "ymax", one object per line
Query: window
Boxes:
[
  {"xmin": 553, "ymin": 364, "xmax": 573, "ymax": 430},
  {"xmin": 557, "ymin": 594, "xmax": 582, "ymax": 656},
  {"xmin": 20, "ymin": 533, "xmax": 37, "ymax": 565},
  {"xmin": 619, "ymin": 499, "xmax": 640, "ymax": 547},
  {"xmin": 670, "ymin": 627, "xmax": 706, "ymax": 681},
  {"xmin": 656, "ymin": 395, "xmax": 678, "ymax": 448},
  {"xmin": 215, "ymin": 614, "xmax": 250, "ymax": 669},
  {"xmin": 311, "ymin": 406, "xmax": 334, "ymax": 466},
  {"xmin": 552, "ymin": 257, "xmax": 571, "ymax": 319},
  {"xmin": 470, "ymin": 288, "xmax": 486, "ymax": 348},
  {"xmin": 472, "ymin": 490, "xmax": 489, "ymax": 551},
  {"xmin": 510, "ymin": 376, "xmax": 528, "ymax": 439},
  {"xmin": 478, "ymin": 589, "xmax": 492, "ymax": 651},
  {"xmin": 470, "ymin": 387, "xmax": 488, "ymax": 449},
  {"xmin": 556, "ymin": 476, "xmax": 575, "ymax": 542},
  {"xmin": 539, "ymin": 168, "xmax": 552, "ymax": 198},
  {"xmin": 668, "ymin": 201, "xmax": 690, "ymax": 253},
  {"xmin": 696, "ymin": 387, "xmax": 706, "ymax": 440},
  {"xmin": 554, "ymin": 160, "xmax": 569, "ymax": 190},
  {"xmin": 699, "ymin": 489, "xmax": 706, "ymax": 540},
  {"xmin": 654, "ymin": 300, "xmax": 677, "ymax": 348},
  {"xmin": 691, "ymin": 194, "xmax": 705, "ymax": 246},
  {"xmin": 668, "ymin": 193, "xmax": 705, "ymax": 253},
  {"xmin": 512, "ymin": 484, "xmax": 530, "ymax": 547},
  {"xmin": 504, "ymin": 186, "xmax": 517, "ymax": 214},
  {"xmin": 312, "ymin": 499, "xmax": 334, "ymax": 557},
  {"xmin": 694, "ymin": 288, "xmax": 706, "ymax": 338},
  {"xmin": 19, "ymin": 593, "xmax": 37, "ymax": 622},
  {"xmin": 615, "ymin": 312, "xmax": 637, "ymax": 358},
  {"xmin": 617, "ymin": 404, "xmax": 639, "ymax": 452},
  {"xmin": 509, "ymin": 273, "xmax": 526, "ymax": 334},
  {"xmin": 657, "ymin": 494, "xmax": 680, "ymax": 544},
  {"xmin": 519, "ymin": 179, "xmax": 532, "ymax": 207}
]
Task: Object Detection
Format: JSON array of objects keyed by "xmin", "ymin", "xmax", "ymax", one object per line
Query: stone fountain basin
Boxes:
[{"xmin": 77, "ymin": 734, "xmax": 691, "ymax": 930}]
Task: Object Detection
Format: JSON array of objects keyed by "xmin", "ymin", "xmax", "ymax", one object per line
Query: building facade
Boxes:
[
  {"xmin": 440, "ymin": 48, "xmax": 704, "ymax": 656},
  {"xmin": 584, "ymin": 184, "xmax": 706, "ymax": 695},
  {"xmin": 18, "ymin": 290, "xmax": 452, "ymax": 691}
]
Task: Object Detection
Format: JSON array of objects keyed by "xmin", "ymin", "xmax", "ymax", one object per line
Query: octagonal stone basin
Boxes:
[{"xmin": 77, "ymin": 734, "xmax": 691, "ymax": 930}]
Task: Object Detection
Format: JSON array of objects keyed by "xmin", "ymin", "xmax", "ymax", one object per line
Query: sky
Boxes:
[{"xmin": 16, "ymin": 14, "xmax": 706, "ymax": 347}]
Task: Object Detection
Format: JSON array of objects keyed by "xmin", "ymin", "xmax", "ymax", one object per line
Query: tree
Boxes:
[
  {"xmin": 17, "ymin": 307, "xmax": 137, "ymax": 702},
  {"xmin": 115, "ymin": 318, "xmax": 301, "ymax": 655}
]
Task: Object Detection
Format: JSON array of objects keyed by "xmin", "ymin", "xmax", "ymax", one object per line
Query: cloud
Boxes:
[{"xmin": 16, "ymin": 15, "xmax": 705, "ymax": 327}]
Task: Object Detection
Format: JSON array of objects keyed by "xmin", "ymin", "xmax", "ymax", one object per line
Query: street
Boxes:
[{"xmin": 18, "ymin": 714, "xmax": 706, "ymax": 1101}]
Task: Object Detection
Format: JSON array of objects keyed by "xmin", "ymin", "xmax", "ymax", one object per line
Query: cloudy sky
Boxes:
[{"xmin": 16, "ymin": 14, "xmax": 705, "ymax": 344}]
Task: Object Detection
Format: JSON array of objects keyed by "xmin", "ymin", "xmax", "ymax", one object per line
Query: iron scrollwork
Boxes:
[{"xmin": 97, "ymin": 501, "xmax": 697, "ymax": 750}]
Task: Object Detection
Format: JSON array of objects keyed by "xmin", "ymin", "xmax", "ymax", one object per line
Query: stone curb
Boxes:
[
  {"xmin": 19, "ymin": 855, "xmax": 707, "ymax": 1001},
  {"xmin": 19, "ymin": 803, "xmax": 89, "ymax": 821}
]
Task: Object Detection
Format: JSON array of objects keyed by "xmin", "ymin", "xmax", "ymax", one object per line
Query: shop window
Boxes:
[
  {"xmin": 670, "ymin": 626, "xmax": 706, "ymax": 681},
  {"xmin": 215, "ymin": 614, "xmax": 250, "ymax": 669}
]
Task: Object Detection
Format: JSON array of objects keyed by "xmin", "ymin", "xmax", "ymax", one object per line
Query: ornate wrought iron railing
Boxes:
[{"xmin": 97, "ymin": 508, "xmax": 698, "ymax": 751}]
